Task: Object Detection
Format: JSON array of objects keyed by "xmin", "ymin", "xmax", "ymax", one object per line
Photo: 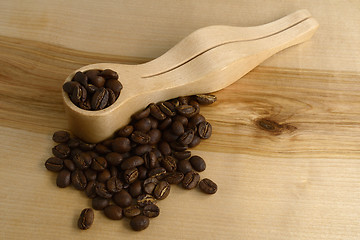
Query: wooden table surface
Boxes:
[{"xmin": 1, "ymin": 1, "xmax": 360, "ymax": 239}]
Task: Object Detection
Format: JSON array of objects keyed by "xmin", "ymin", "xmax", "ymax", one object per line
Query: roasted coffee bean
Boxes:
[
  {"xmin": 149, "ymin": 116, "xmax": 159, "ymax": 129},
  {"xmin": 148, "ymin": 129, "xmax": 161, "ymax": 145},
  {"xmin": 95, "ymin": 144, "xmax": 111, "ymax": 155},
  {"xmin": 63, "ymin": 159, "xmax": 76, "ymax": 171},
  {"xmin": 137, "ymin": 194, "xmax": 157, "ymax": 207},
  {"xmin": 148, "ymin": 167, "xmax": 167, "ymax": 179},
  {"xmin": 85, "ymin": 83, "xmax": 98, "ymax": 95},
  {"xmin": 104, "ymin": 205, "xmax": 123, "ymax": 220},
  {"xmin": 143, "ymin": 204, "xmax": 160, "ymax": 218},
  {"xmin": 130, "ymin": 215, "xmax": 149, "ymax": 231},
  {"xmin": 56, "ymin": 169, "xmax": 71, "ymax": 188},
  {"xmin": 91, "ymin": 157, "xmax": 108, "ymax": 171},
  {"xmin": 109, "ymin": 166, "xmax": 118, "ymax": 177},
  {"xmin": 45, "ymin": 157, "xmax": 63, "ymax": 172},
  {"xmin": 91, "ymin": 87, "xmax": 109, "ymax": 110},
  {"xmin": 68, "ymin": 138, "xmax": 81, "ymax": 148},
  {"xmin": 100, "ymin": 69, "xmax": 119, "ymax": 80},
  {"xmin": 169, "ymin": 141, "xmax": 188, "ymax": 152},
  {"xmin": 73, "ymin": 71, "xmax": 88, "ymax": 86},
  {"xmin": 165, "ymin": 172, "xmax": 184, "ymax": 184},
  {"xmin": 134, "ymin": 118, "xmax": 152, "ymax": 133},
  {"xmin": 173, "ymin": 115, "xmax": 188, "ymax": 127},
  {"xmin": 79, "ymin": 141, "xmax": 96, "ymax": 151},
  {"xmin": 116, "ymin": 125, "xmax": 134, "ymax": 137},
  {"xmin": 176, "ymin": 104, "xmax": 198, "ymax": 118},
  {"xmin": 194, "ymin": 94, "xmax": 217, "ymax": 105},
  {"xmin": 171, "ymin": 120, "xmax": 185, "ymax": 136},
  {"xmin": 173, "ymin": 151, "xmax": 191, "ymax": 160},
  {"xmin": 107, "ymin": 88, "xmax": 117, "ymax": 106},
  {"xmin": 143, "ymin": 177, "xmax": 158, "ymax": 194},
  {"xmin": 169, "ymin": 98, "xmax": 180, "ymax": 107},
  {"xmin": 182, "ymin": 171, "xmax": 200, "ymax": 189},
  {"xmin": 62, "ymin": 81, "xmax": 80, "ymax": 94},
  {"xmin": 84, "ymin": 168, "xmax": 97, "ymax": 181},
  {"xmin": 113, "ymin": 190, "xmax": 132, "ymax": 208},
  {"xmin": 106, "ymin": 176, "xmax": 123, "ymax": 193},
  {"xmin": 92, "ymin": 197, "xmax": 109, "ymax": 210},
  {"xmin": 154, "ymin": 181, "xmax": 170, "ymax": 200},
  {"xmin": 112, "ymin": 137, "xmax": 131, "ymax": 153},
  {"xmin": 85, "ymin": 180, "xmax": 97, "ymax": 198},
  {"xmin": 189, "ymin": 156, "xmax": 206, "ymax": 172},
  {"xmin": 158, "ymin": 101, "xmax": 176, "ymax": 117},
  {"xmin": 72, "ymin": 152, "xmax": 92, "ymax": 170},
  {"xmin": 70, "ymin": 85, "xmax": 87, "ymax": 106},
  {"xmin": 149, "ymin": 103, "xmax": 166, "ymax": 120},
  {"xmin": 79, "ymin": 98, "xmax": 92, "ymax": 110},
  {"xmin": 189, "ymin": 99, "xmax": 200, "ymax": 109},
  {"xmin": 78, "ymin": 208, "xmax": 94, "ymax": 230},
  {"xmin": 177, "ymin": 160, "xmax": 193, "ymax": 174},
  {"xmin": 105, "ymin": 152, "xmax": 123, "ymax": 166},
  {"xmin": 137, "ymin": 166, "xmax": 148, "ymax": 180},
  {"xmin": 88, "ymin": 151, "xmax": 98, "ymax": 159},
  {"xmin": 162, "ymin": 129, "xmax": 179, "ymax": 142},
  {"xmin": 124, "ymin": 168, "xmax": 139, "ymax": 184},
  {"xmin": 131, "ymin": 131, "xmax": 151, "ymax": 144},
  {"xmin": 52, "ymin": 131, "xmax": 70, "ymax": 143},
  {"xmin": 97, "ymin": 169, "xmax": 111, "ymax": 183},
  {"xmin": 95, "ymin": 182, "xmax": 112, "ymax": 198},
  {"xmin": 123, "ymin": 205, "xmax": 141, "ymax": 218},
  {"xmin": 178, "ymin": 129, "xmax": 194, "ymax": 145},
  {"xmin": 198, "ymin": 121, "xmax": 212, "ymax": 139},
  {"xmin": 102, "ymin": 139, "xmax": 114, "ymax": 147},
  {"xmin": 132, "ymin": 108, "xmax": 150, "ymax": 120},
  {"xmin": 71, "ymin": 170, "xmax": 87, "ymax": 190},
  {"xmin": 178, "ymin": 96, "xmax": 190, "ymax": 105},
  {"xmin": 158, "ymin": 141, "xmax": 171, "ymax": 156},
  {"xmin": 144, "ymin": 151, "xmax": 158, "ymax": 169},
  {"xmin": 129, "ymin": 181, "xmax": 142, "ymax": 198},
  {"xmin": 84, "ymin": 69, "xmax": 100, "ymax": 78},
  {"xmin": 89, "ymin": 75, "xmax": 105, "ymax": 88},
  {"xmin": 134, "ymin": 144, "xmax": 152, "ymax": 156},
  {"xmin": 52, "ymin": 144, "xmax": 70, "ymax": 159},
  {"xmin": 188, "ymin": 114, "xmax": 206, "ymax": 129},
  {"xmin": 199, "ymin": 178, "xmax": 217, "ymax": 194},
  {"xmin": 161, "ymin": 155, "xmax": 177, "ymax": 172},
  {"xmin": 188, "ymin": 135, "xmax": 201, "ymax": 148},
  {"xmin": 158, "ymin": 117, "xmax": 172, "ymax": 130},
  {"xmin": 105, "ymin": 79, "xmax": 122, "ymax": 97},
  {"xmin": 121, "ymin": 156, "xmax": 144, "ymax": 170}
]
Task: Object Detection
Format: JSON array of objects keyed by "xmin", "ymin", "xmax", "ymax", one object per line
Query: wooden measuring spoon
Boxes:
[{"xmin": 63, "ymin": 9, "xmax": 319, "ymax": 143}]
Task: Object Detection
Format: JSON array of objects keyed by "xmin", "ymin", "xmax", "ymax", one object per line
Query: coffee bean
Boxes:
[
  {"xmin": 171, "ymin": 121, "xmax": 185, "ymax": 136},
  {"xmin": 73, "ymin": 71, "xmax": 88, "ymax": 86},
  {"xmin": 45, "ymin": 157, "xmax": 63, "ymax": 172},
  {"xmin": 104, "ymin": 205, "xmax": 123, "ymax": 220},
  {"xmin": 137, "ymin": 166, "xmax": 148, "ymax": 180},
  {"xmin": 158, "ymin": 101, "xmax": 176, "ymax": 117},
  {"xmin": 131, "ymin": 131, "xmax": 151, "ymax": 144},
  {"xmin": 161, "ymin": 155, "xmax": 177, "ymax": 172},
  {"xmin": 71, "ymin": 170, "xmax": 87, "ymax": 190},
  {"xmin": 68, "ymin": 138, "xmax": 81, "ymax": 148},
  {"xmin": 178, "ymin": 96, "xmax": 190, "ymax": 105},
  {"xmin": 79, "ymin": 141, "xmax": 96, "ymax": 151},
  {"xmin": 148, "ymin": 167, "xmax": 167, "ymax": 179},
  {"xmin": 188, "ymin": 135, "xmax": 201, "ymax": 148},
  {"xmin": 113, "ymin": 190, "xmax": 132, "ymax": 208},
  {"xmin": 188, "ymin": 114, "xmax": 206, "ymax": 129},
  {"xmin": 89, "ymin": 75, "xmax": 105, "ymax": 88},
  {"xmin": 149, "ymin": 117, "xmax": 159, "ymax": 129},
  {"xmin": 105, "ymin": 152, "xmax": 123, "ymax": 166},
  {"xmin": 169, "ymin": 141, "xmax": 188, "ymax": 152},
  {"xmin": 97, "ymin": 169, "xmax": 111, "ymax": 183},
  {"xmin": 165, "ymin": 172, "xmax": 184, "ymax": 184},
  {"xmin": 124, "ymin": 168, "xmax": 139, "ymax": 184},
  {"xmin": 148, "ymin": 129, "xmax": 161, "ymax": 145},
  {"xmin": 177, "ymin": 160, "xmax": 193, "ymax": 174},
  {"xmin": 91, "ymin": 157, "xmax": 108, "ymax": 171},
  {"xmin": 169, "ymin": 98, "xmax": 180, "ymax": 107},
  {"xmin": 194, "ymin": 94, "xmax": 217, "ymax": 105},
  {"xmin": 134, "ymin": 118, "xmax": 152, "ymax": 133},
  {"xmin": 173, "ymin": 151, "xmax": 191, "ymax": 160},
  {"xmin": 56, "ymin": 169, "xmax": 71, "ymax": 188},
  {"xmin": 106, "ymin": 176, "xmax": 123, "ymax": 193},
  {"xmin": 100, "ymin": 69, "xmax": 119, "ymax": 80},
  {"xmin": 78, "ymin": 208, "xmax": 94, "ymax": 230},
  {"xmin": 84, "ymin": 168, "xmax": 97, "ymax": 181},
  {"xmin": 84, "ymin": 69, "xmax": 100, "ymax": 78},
  {"xmin": 94, "ymin": 144, "xmax": 111, "ymax": 155},
  {"xmin": 91, "ymin": 87, "xmax": 109, "ymax": 110},
  {"xmin": 162, "ymin": 129, "xmax": 179, "ymax": 142},
  {"xmin": 116, "ymin": 125, "xmax": 134, "ymax": 137},
  {"xmin": 85, "ymin": 83, "xmax": 98, "ymax": 95},
  {"xmin": 129, "ymin": 180, "xmax": 142, "ymax": 198},
  {"xmin": 71, "ymin": 85, "xmax": 87, "ymax": 106},
  {"xmin": 158, "ymin": 117, "xmax": 172, "ymax": 130},
  {"xmin": 109, "ymin": 166, "xmax": 118, "ymax": 177},
  {"xmin": 173, "ymin": 115, "xmax": 188, "ymax": 127},
  {"xmin": 198, "ymin": 121, "xmax": 212, "ymax": 139},
  {"xmin": 95, "ymin": 182, "xmax": 112, "ymax": 198},
  {"xmin": 178, "ymin": 129, "xmax": 194, "ymax": 145},
  {"xmin": 52, "ymin": 144, "xmax": 70, "ymax": 159},
  {"xmin": 121, "ymin": 156, "xmax": 144, "ymax": 170},
  {"xmin": 130, "ymin": 215, "xmax": 149, "ymax": 231},
  {"xmin": 107, "ymin": 88, "xmax": 117, "ymax": 106},
  {"xmin": 189, "ymin": 156, "xmax": 206, "ymax": 172},
  {"xmin": 85, "ymin": 180, "xmax": 97, "ymax": 198},
  {"xmin": 72, "ymin": 152, "xmax": 92, "ymax": 170},
  {"xmin": 62, "ymin": 81, "xmax": 80, "ymax": 94},
  {"xmin": 63, "ymin": 159, "xmax": 76, "ymax": 171},
  {"xmin": 176, "ymin": 104, "xmax": 198, "ymax": 118},
  {"xmin": 123, "ymin": 205, "xmax": 141, "ymax": 218},
  {"xmin": 182, "ymin": 171, "xmax": 200, "ymax": 189},
  {"xmin": 149, "ymin": 103, "xmax": 166, "ymax": 120},
  {"xmin": 144, "ymin": 151, "xmax": 158, "ymax": 169},
  {"xmin": 199, "ymin": 178, "xmax": 217, "ymax": 194},
  {"xmin": 134, "ymin": 144, "xmax": 152, "ymax": 156},
  {"xmin": 143, "ymin": 204, "xmax": 160, "ymax": 218},
  {"xmin": 154, "ymin": 181, "xmax": 170, "ymax": 200},
  {"xmin": 52, "ymin": 131, "xmax": 70, "ymax": 143},
  {"xmin": 143, "ymin": 177, "xmax": 158, "ymax": 194},
  {"xmin": 79, "ymin": 98, "xmax": 92, "ymax": 110},
  {"xmin": 105, "ymin": 79, "xmax": 122, "ymax": 97},
  {"xmin": 158, "ymin": 141, "xmax": 171, "ymax": 156},
  {"xmin": 132, "ymin": 108, "xmax": 150, "ymax": 121},
  {"xmin": 189, "ymin": 99, "xmax": 200, "ymax": 109},
  {"xmin": 111, "ymin": 137, "xmax": 131, "ymax": 153},
  {"xmin": 92, "ymin": 197, "xmax": 109, "ymax": 210},
  {"xmin": 137, "ymin": 194, "xmax": 157, "ymax": 207}
]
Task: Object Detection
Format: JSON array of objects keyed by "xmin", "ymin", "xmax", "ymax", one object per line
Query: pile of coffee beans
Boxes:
[
  {"xmin": 45, "ymin": 94, "xmax": 218, "ymax": 231},
  {"xmin": 63, "ymin": 69, "xmax": 122, "ymax": 110}
]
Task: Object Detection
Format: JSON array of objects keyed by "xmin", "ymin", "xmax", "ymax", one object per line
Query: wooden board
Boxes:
[{"xmin": 1, "ymin": 1, "xmax": 360, "ymax": 239}]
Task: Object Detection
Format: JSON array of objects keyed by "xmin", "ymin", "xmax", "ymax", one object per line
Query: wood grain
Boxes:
[{"xmin": 1, "ymin": 1, "xmax": 360, "ymax": 240}]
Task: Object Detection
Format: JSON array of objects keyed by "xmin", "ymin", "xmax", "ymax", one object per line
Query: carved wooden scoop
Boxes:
[{"xmin": 63, "ymin": 9, "xmax": 318, "ymax": 143}]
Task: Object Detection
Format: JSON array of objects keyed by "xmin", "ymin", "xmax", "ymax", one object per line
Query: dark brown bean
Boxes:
[
  {"xmin": 188, "ymin": 135, "xmax": 201, "ymax": 148},
  {"xmin": 107, "ymin": 88, "xmax": 117, "ymax": 106},
  {"xmin": 194, "ymin": 94, "xmax": 217, "ymax": 105},
  {"xmin": 158, "ymin": 101, "xmax": 176, "ymax": 117},
  {"xmin": 79, "ymin": 141, "xmax": 96, "ymax": 151},
  {"xmin": 161, "ymin": 155, "xmax": 177, "ymax": 172},
  {"xmin": 189, "ymin": 99, "xmax": 200, "ymax": 109},
  {"xmin": 129, "ymin": 180, "xmax": 142, "ymax": 198},
  {"xmin": 91, "ymin": 87, "xmax": 109, "ymax": 110},
  {"xmin": 63, "ymin": 159, "xmax": 76, "ymax": 171},
  {"xmin": 97, "ymin": 169, "xmax": 111, "ymax": 183},
  {"xmin": 143, "ymin": 204, "xmax": 160, "ymax": 218},
  {"xmin": 169, "ymin": 141, "xmax": 188, "ymax": 152},
  {"xmin": 173, "ymin": 151, "xmax": 191, "ymax": 160},
  {"xmin": 182, "ymin": 171, "xmax": 200, "ymax": 189},
  {"xmin": 123, "ymin": 205, "xmax": 141, "ymax": 218},
  {"xmin": 121, "ymin": 156, "xmax": 144, "ymax": 170},
  {"xmin": 134, "ymin": 118, "xmax": 152, "ymax": 133},
  {"xmin": 85, "ymin": 180, "xmax": 97, "ymax": 198},
  {"xmin": 148, "ymin": 129, "xmax": 161, "ymax": 145},
  {"xmin": 105, "ymin": 152, "xmax": 123, "ymax": 166},
  {"xmin": 71, "ymin": 170, "xmax": 87, "ymax": 190},
  {"xmin": 131, "ymin": 131, "xmax": 151, "ymax": 144},
  {"xmin": 104, "ymin": 205, "xmax": 123, "ymax": 220},
  {"xmin": 71, "ymin": 85, "xmax": 87, "ymax": 106},
  {"xmin": 171, "ymin": 121, "xmax": 185, "ymax": 136},
  {"xmin": 132, "ymin": 108, "xmax": 150, "ymax": 120},
  {"xmin": 73, "ymin": 71, "xmax": 88, "ymax": 86},
  {"xmin": 165, "ymin": 172, "xmax": 184, "ymax": 184},
  {"xmin": 95, "ymin": 182, "xmax": 112, "ymax": 198},
  {"xmin": 45, "ymin": 157, "xmax": 63, "ymax": 172},
  {"xmin": 178, "ymin": 96, "xmax": 190, "ymax": 105},
  {"xmin": 188, "ymin": 114, "xmax": 206, "ymax": 129},
  {"xmin": 113, "ymin": 190, "xmax": 132, "ymax": 208},
  {"xmin": 147, "ymin": 167, "xmax": 167, "ymax": 179},
  {"xmin": 106, "ymin": 176, "xmax": 123, "ymax": 193},
  {"xmin": 52, "ymin": 131, "xmax": 70, "ymax": 143},
  {"xmin": 78, "ymin": 208, "xmax": 94, "ymax": 230},
  {"xmin": 95, "ymin": 144, "xmax": 111, "ymax": 155},
  {"xmin": 62, "ymin": 81, "xmax": 80, "ymax": 94},
  {"xmin": 124, "ymin": 168, "xmax": 139, "ymax": 184},
  {"xmin": 68, "ymin": 138, "xmax": 81, "ymax": 148},
  {"xmin": 137, "ymin": 194, "xmax": 157, "ymax": 207},
  {"xmin": 158, "ymin": 141, "xmax": 171, "ymax": 156},
  {"xmin": 178, "ymin": 129, "xmax": 194, "ymax": 145},
  {"xmin": 173, "ymin": 115, "xmax": 188, "ymax": 127},
  {"xmin": 198, "ymin": 121, "xmax": 212, "ymax": 139},
  {"xmin": 158, "ymin": 117, "xmax": 172, "ymax": 130},
  {"xmin": 85, "ymin": 83, "xmax": 98, "ymax": 95},
  {"xmin": 52, "ymin": 144, "xmax": 70, "ymax": 159},
  {"xmin": 199, "ymin": 178, "xmax": 217, "ymax": 194},
  {"xmin": 144, "ymin": 151, "xmax": 158, "ymax": 169},
  {"xmin": 177, "ymin": 160, "xmax": 193, "ymax": 174},
  {"xmin": 137, "ymin": 166, "xmax": 148, "ymax": 180},
  {"xmin": 189, "ymin": 155, "xmax": 206, "ymax": 172},
  {"xmin": 56, "ymin": 169, "xmax": 71, "ymax": 188},
  {"xmin": 149, "ymin": 116, "xmax": 159, "ymax": 129},
  {"xmin": 116, "ymin": 125, "xmax": 134, "ymax": 137},
  {"xmin": 105, "ymin": 79, "xmax": 122, "ymax": 97},
  {"xmin": 84, "ymin": 168, "xmax": 97, "ymax": 181},
  {"xmin": 111, "ymin": 137, "xmax": 131, "ymax": 153},
  {"xmin": 149, "ymin": 103, "xmax": 166, "ymax": 120},
  {"xmin": 89, "ymin": 75, "xmax": 105, "ymax": 88},
  {"xmin": 176, "ymin": 104, "xmax": 198, "ymax": 118},
  {"xmin": 162, "ymin": 129, "xmax": 179, "ymax": 142},
  {"xmin": 153, "ymin": 181, "xmax": 170, "ymax": 200},
  {"xmin": 91, "ymin": 157, "xmax": 108, "ymax": 171},
  {"xmin": 92, "ymin": 197, "xmax": 109, "ymax": 210},
  {"xmin": 100, "ymin": 69, "xmax": 119, "ymax": 80},
  {"xmin": 130, "ymin": 215, "xmax": 149, "ymax": 231},
  {"xmin": 72, "ymin": 152, "xmax": 92, "ymax": 170}
]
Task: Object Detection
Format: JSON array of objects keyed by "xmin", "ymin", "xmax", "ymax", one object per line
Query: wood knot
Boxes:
[{"xmin": 255, "ymin": 118, "xmax": 297, "ymax": 135}]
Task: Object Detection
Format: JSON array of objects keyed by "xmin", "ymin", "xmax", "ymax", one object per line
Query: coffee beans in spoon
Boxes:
[{"xmin": 45, "ymin": 94, "xmax": 218, "ymax": 231}]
